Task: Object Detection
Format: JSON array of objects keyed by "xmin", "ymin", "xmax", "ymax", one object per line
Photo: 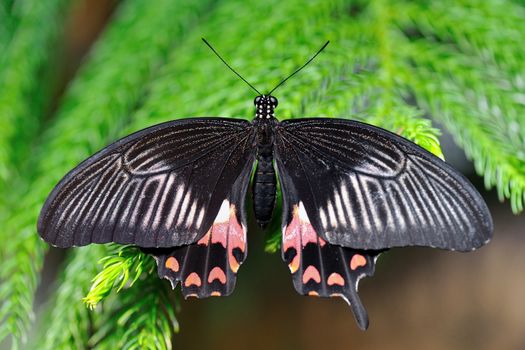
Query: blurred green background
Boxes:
[{"xmin": 0, "ymin": 0, "xmax": 524, "ymax": 349}]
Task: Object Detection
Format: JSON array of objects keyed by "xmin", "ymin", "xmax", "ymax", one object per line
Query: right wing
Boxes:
[{"xmin": 38, "ymin": 118, "xmax": 256, "ymax": 248}]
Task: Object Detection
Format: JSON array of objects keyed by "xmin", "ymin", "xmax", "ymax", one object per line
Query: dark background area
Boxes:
[{"xmin": 29, "ymin": 1, "xmax": 525, "ymax": 349}]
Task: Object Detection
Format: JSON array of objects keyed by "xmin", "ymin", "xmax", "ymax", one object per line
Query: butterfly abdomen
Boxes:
[
  {"xmin": 252, "ymin": 118, "xmax": 277, "ymax": 228},
  {"xmin": 252, "ymin": 143, "xmax": 277, "ymax": 228}
]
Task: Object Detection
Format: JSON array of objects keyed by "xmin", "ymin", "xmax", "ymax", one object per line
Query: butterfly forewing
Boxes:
[
  {"xmin": 38, "ymin": 118, "xmax": 256, "ymax": 248},
  {"xmin": 274, "ymin": 118, "xmax": 493, "ymax": 251}
]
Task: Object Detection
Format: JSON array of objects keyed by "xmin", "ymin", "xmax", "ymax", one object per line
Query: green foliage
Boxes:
[
  {"xmin": 89, "ymin": 273, "xmax": 179, "ymax": 350},
  {"xmin": 83, "ymin": 246, "xmax": 156, "ymax": 309},
  {"xmin": 0, "ymin": 0, "xmax": 524, "ymax": 348},
  {"xmin": 0, "ymin": 0, "xmax": 71, "ymax": 185},
  {"xmin": 33, "ymin": 246, "xmax": 108, "ymax": 350}
]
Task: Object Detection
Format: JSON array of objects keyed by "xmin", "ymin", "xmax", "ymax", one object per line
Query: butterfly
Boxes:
[{"xmin": 37, "ymin": 39, "xmax": 493, "ymax": 330}]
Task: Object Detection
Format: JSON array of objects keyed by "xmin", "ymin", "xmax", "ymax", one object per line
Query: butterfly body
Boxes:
[{"xmin": 252, "ymin": 95, "xmax": 279, "ymax": 227}]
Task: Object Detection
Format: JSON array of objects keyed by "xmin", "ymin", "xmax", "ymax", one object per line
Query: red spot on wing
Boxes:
[
  {"xmin": 350, "ymin": 254, "xmax": 367, "ymax": 270},
  {"xmin": 210, "ymin": 223, "xmax": 228, "ymax": 248},
  {"xmin": 283, "ymin": 204, "xmax": 322, "ymax": 273},
  {"xmin": 327, "ymin": 272, "xmax": 345, "ymax": 286},
  {"xmin": 208, "ymin": 203, "xmax": 246, "ymax": 273},
  {"xmin": 165, "ymin": 257, "xmax": 179, "ymax": 272},
  {"xmin": 302, "ymin": 265, "xmax": 321, "ymax": 284},
  {"xmin": 197, "ymin": 231, "xmax": 211, "ymax": 245},
  {"xmin": 184, "ymin": 272, "xmax": 202, "ymax": 287},
  {"xmin": 283, "ymin": 207, "xmax": 318, "ymax": 250},
  {"xmin": 208, "ymin": 267, "xmax": 227, "ymax": 284},
  {"xmin": 226, "ymin": 205, "xmax": 245, "ymax": 273}
]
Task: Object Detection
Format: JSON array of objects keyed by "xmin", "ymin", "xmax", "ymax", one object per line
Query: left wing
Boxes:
[
  {"xmin": 38, "ymin": 118, "xmax": 255, "ymax": 248},
  {"xmin": 274, "ymin": 118, "xmax": 493, "ymax": 252},
  {"xmin": 143, "ymin": 160, "xmax": 251, "ymax": 298}
]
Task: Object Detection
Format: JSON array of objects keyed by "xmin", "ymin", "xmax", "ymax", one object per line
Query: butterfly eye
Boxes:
[
  {"xmin": 254, "ymin": 96, "xmax": 262, "ymax": 105},
  {"xmin": 269, "ymin": 96, "xmax": 278, "ymax": 107}
]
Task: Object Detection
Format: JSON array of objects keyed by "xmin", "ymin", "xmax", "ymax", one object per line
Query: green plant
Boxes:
[{"xmin": 1, "ymin": 0, "xmax": 524, "ymax": 348}]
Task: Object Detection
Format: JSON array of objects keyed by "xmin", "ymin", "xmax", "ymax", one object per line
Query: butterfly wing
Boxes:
[
  {"xmin": 274, "ymin": 118, "xmax": 493, "ymax": 251},
  {"xmin": 38, "ymin": 118, "xmax": 256, "ymax": 248},
  {"xmin": 280, "ymin": 196, "xmax": 382, "ymax": 330},
  {"xmin": 275, "ymin": 118, "xmax": 492, "ymax": 329},
  {"xmin": 143, "ymin": 158, "xmax": 251, "ymax": 298}
]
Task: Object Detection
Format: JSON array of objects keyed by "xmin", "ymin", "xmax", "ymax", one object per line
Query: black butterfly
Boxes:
[{"xmin": 37, "ymin": 40, "xmax": 493, "ymax": 330}]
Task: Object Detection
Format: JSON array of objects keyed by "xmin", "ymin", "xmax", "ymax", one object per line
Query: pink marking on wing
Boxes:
[
  {"xmin": 283, "ymin": 205, "xmax": 324, "ymax": 274},
  {"xmin": 283, "ymin": 210, "xmax": 301, "ymax": 253},
  {"xmin": 301, "ymin": 223, "xmax": 318, "ymax": 247},
  {"xmin": 350, "ymin": 254, "xmax": 367, "ymax": 270},
  {"xmin": 283, "ymin": 204, "xmax": 320, "ymax": 251},
  {"xmin": 227, "ymin": 205, "xmax": 246, "ymax": 273},
  {"xmin": 197, "ymin": 230, "xmax": 211, "ymax": 245},
  {"xmin": 327, "ymin": 273, "xmax": 345, "ymax": 286},
  {"xmin": 208, "ymin": 267, "xmax": 227, "ymax": 284},
  {"xmin": 184, "ymin": 272, "xmax": 202, "ymax": 287},
  {"xmin": 302, "ymin": 265, "xmax": 321, "ymax": 284},
  {"xmin": 210, "ymin": 222, "xmax": 228, "ymax": 248}
]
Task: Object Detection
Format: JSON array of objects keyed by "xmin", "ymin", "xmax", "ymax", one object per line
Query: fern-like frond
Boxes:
[
  {"xmin": 0, "ymin": 0, "xmax": 71, "ymax": 186},
  {"xmin": 83, "ymin": 246, "xmax": 156, "ymax": 310},
  {"xmin": 89, "ymin": 276, "xmax": 179, "ymax": 350}
]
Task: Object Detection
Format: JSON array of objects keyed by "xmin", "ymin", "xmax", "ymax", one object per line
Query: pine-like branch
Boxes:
[
  {"xmin": 89, "ymin": 275, "xmax": 179, "ymax": 350},
  {"xmin": 0, "ymin": 0, "xmax": 71, "ymax": 186},
  {"xmin": 83, "ymin": 246, "xmax": 156, "ymax": 310}
]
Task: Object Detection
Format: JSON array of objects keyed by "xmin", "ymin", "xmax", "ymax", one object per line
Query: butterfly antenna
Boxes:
[
  {"xmin": 268, "ymin": 41, "xmax": 330, "ymax": 95},
  {"xmin": 202, "ymin": 38, "xmax": 262, "ymax": 95}
]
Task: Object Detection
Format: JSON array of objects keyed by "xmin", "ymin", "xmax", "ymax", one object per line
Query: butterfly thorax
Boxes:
[
  {"xmin": 252, "ymin": 95, "xmax": 278, "ymax": 227},
  {"xmin": 253, "ymin": 95, "xmax": 277, "ymax": 120}
]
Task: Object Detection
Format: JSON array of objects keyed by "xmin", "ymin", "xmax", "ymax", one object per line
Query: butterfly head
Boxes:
[{"xmin": 254, "ymin": 95, "xmax": 278, "ymax": 119}]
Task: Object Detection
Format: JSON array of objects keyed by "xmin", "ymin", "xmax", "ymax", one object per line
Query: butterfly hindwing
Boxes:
[
  {"xmin": 144, "ymin": 158, "xmax": 251, "ymax": 298},
  {"xmin": 38, "ymin": 118, "xmax": 256, "ymax": 248},
  {"xmin": 281, "ymin": 198, "xmax": 381, "ymax": 329},
  {"xmin": 275, "ymin": 118, "xmax": 493, "ymax": 251}
]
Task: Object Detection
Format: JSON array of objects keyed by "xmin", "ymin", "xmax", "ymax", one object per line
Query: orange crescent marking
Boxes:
[
  {"xmin": 229, "ymin": 257, "xmax": 240, "ymax": 273},
  {"xmin": 308, "ymin": 291, "xmax": 320, "ymax": 297},
  {"xmin": 327, "ymin": 272, "xmax": 345, "ymax": 286},
  {"xmin": 302, "ymin": 265, "xmax": 321, "ymax": 284},
  {"xmin": 350, "ymin": 254, "xmax": 367, "ymax": 270},
  {"xmin": 186, "ymin": 293, "xmax": 199, "ymax": 298},
  {"xmin": 288, "ymin": 254, "xmax": 300, "ymax": 274},
  {"xmin": 165, "ymin": 257, "xmax": 179, "ymax": 272},
  {"xmin": 211, "ymin": 291, "xmax": 222, "ymax": 297},
  {"xmin": 208, "ymin": 267, "xmax": 227, "ymax": 284},
  {"xmin": 184, "ymin": 272, "xmax": 202, "ymax": 287}
]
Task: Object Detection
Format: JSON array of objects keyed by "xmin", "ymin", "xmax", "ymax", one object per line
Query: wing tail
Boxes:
[{"xmin": 282, "ymin": 201, "xmax": 381, "ymax": 330}]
